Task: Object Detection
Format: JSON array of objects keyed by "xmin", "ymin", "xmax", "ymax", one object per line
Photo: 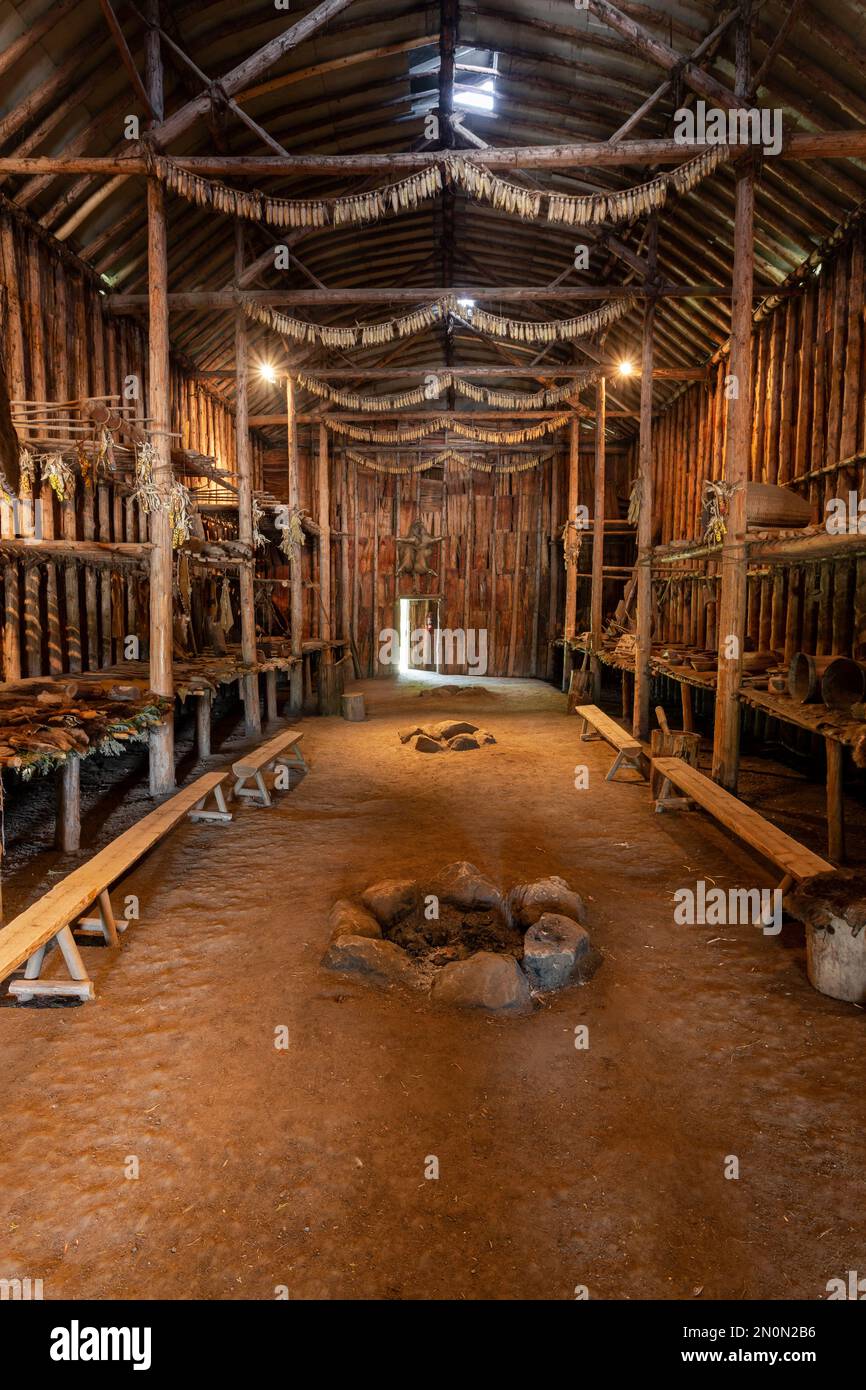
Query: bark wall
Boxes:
[
  {"xmin": 0, "ymin": 208, "xmax": 259, "ymax": 679},
  {"xmin": 651, "ymin": 223, "xmax": 866, "ymax": 662}
]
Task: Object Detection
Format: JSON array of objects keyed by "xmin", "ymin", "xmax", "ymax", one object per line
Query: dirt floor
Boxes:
[{"xmin": 0, "ymin": 673, "xmax": 863, "ymax": 1302}]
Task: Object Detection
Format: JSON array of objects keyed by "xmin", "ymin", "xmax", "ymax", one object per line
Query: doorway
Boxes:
[{"xmin": 398, "ymin": 596, "xmax": 442, "ymax": 674}]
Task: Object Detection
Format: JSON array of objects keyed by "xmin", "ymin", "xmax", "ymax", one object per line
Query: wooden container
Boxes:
[
  {"xmin": 341, "ymin": 692, "xmax": 366, "ymax": 722},
  {"xmin": 787, "ymin": 652, "xmax": 835, "ymax": 703},
  {"xmin": 807, "ymin": 919, "xmax": 866, "ymax": 1004},
  {"xmin": 820, "ymin": 658, "xmax": 866, "ymax": 710}
]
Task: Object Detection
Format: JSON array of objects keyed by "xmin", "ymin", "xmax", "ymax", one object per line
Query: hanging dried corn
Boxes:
[
  {"xmin": 40, "ymin": 452, "xmax": 75, "ymax": 501},
  {"xmin": 131, "ymin": 440, "xmax": 162, "ymax": 514},
  {"xmin": 168, "ymin": 481, "xmax": 194, "ymax": 548}
]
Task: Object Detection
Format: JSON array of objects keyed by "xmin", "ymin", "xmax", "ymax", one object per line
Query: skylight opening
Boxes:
[{"xmin": 454, "ymin": 79, "xmax": 495, "ymax": 113}]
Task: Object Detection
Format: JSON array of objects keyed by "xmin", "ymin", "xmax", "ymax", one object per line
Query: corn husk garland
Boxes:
[
  {"xmin": 453, "ymin": 414, "xmax": 572, "ymax": 444},
  {"xmin": 151, "ymin": 146, "xmax": 731, "ymax": 232},
  {"xmin": 299, "ymin": 373, "xmax": 588, "ymax": 412},
  {"xmin": 246, "ymin": 299, "xmax": 449, "ymax": 350},
  {"xmin": 464, "ymin": 297, "xmax": 635, "ymax": 344},
  {"xmin": 346, "ymin": 447, "xmax": 556, "ymax": 474},
  {"xmin": 325, "ymin": 415, "xmax": 571, "ymax": 444}
]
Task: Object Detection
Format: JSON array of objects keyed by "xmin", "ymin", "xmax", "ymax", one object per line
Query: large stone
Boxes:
[
  {"xmin": 398, "ymin": 725, "xmax": 424, "ymax": 744},
  {"xmin": 430, "ymin": 719, "xmax": 478, "ymax": 740},
  {"xmin": 447, "ymin": 733, "xmax": 480, "ymax": 751},
  {"xmin": 431, "ymin": 951, "xmax": 532, "ymax": 1013},
  {"xmin": 478, "ymin": 729, "xmax": 496, "ymax": 745},
  {"xmin": 508, "ymin": 875, "xmax": 586, "ymax": 929},
  {"xmin": 361, "ymin": 878, "xmax": 419, "ymax": 926},
  {"xmin": 413, "ymin": 734, "xmax": 443, "ymax": 753},
  {"xmin": 322, "ymin": 935, "xmax": 416, "ymax": 987},
  {"xmin": 429, "ymin": 861, "xmax": 501, "ymax": 912},
  {"xmin": 328, "ymin": 899, "xmax": 382, "ymax": 942},
  {"xmin": 522, "ymin": 913, "xmax": 590, "ymax": 991}
]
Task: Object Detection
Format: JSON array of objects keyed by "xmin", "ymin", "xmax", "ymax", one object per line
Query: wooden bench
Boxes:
[
  {"xmin": 0, "ymin": 770, "xmax": 232, "ymax": 1003},
  {"xmin": 652, "ymin": 756, "xmax": 833, "ymax": 891},
  {"xmin": 576, "ymin": 704, "xmax": 645, "ymax": 782},
  {"xmin": 231, "ymin": 729, "xmax": 306, "ymax": 807}
]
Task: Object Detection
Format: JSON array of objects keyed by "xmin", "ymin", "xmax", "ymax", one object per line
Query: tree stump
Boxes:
[{"xmin": 342, "ymin": 692, "xmax": 366, "ymax": 722}]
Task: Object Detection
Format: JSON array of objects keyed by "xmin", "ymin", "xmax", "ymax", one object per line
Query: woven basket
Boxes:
[{"xmin": 744, "ymin": 483, "xmax": 812, "ymax": 529}]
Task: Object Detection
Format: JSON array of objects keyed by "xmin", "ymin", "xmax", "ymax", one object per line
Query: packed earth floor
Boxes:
[{"xmin": 0, "ymin": 674, "xmax": 863, "ymax": 1301}]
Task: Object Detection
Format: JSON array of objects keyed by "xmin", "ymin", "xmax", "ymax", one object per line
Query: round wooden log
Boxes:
[{"xmin": 341, "ymin": 692, "xmax": 365, "ymax": 722}]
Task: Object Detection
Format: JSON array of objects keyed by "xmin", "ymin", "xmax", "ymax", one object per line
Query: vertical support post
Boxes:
[
  {"xmin": 712, "ymin": 5, "xmax": 754, "ymax": 789},
  {"xmin": 56, "ymin": 753, "xmax": 81, "ymax": 853},
  {"xmin": 195, "ymin": 691, "xmax": 212, "ymax": 759},
  {"xmin": 591, "ymin": 376, "xmax": 606, "ymax": 699},
  {"xmin": 146, "ymin": 15, "xmax": 174, "ymax": 795},
  {"xmin": 234, "ymin": 223, "xmax": 261, "ymax": 736},
  {"xmin": 562, "ymin": 416, "xmax": 579, "ymax": 691},
  {"xmin": 633, "ymin": 288, "xmax": 656, "ymax": 740},
  {"xmin": 317, "ymin": 423, "xmax": 339, "ymax": 713},
  {"xmin": 286, "ymin": 374, "xmax": 304, "ymax": 714},
  {"xmin": 826, "ymin": 738, "xmax": 845, "ymax": 863},
  {"xmin": 265, "ymin": 668, "xmax": 278, "ymax": 722}
]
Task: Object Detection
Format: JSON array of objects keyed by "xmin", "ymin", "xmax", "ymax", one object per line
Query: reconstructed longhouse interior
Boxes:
[{"xmin": 1, "ymin": 0, "xmax": 866, "ymax": 1327}]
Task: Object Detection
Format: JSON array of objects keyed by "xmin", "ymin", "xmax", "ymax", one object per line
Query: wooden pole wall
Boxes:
[{"xmin": 633, "ymin": 299, "xmax": 655, "ymax": 739}]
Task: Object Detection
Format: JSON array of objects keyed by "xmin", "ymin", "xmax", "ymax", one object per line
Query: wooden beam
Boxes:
[
  {"xmin": 286, "ymin": 376, "xmax": 304, "ymax": 714},
  {"xmin": 712, "ymin": 3, "xmax": 755, "ymax": 792},
  {"xmin": 591, "ymin": 376, "xmax": 606, "ymax": 698},
  {"xmin": 150, "ymin": 0, "xmax": 361, "ymax": 150},
  {"xmin": 146, "ymin": 25, "xmax": 174, "ymax": 796},
  {"xmin": 632, "ymin": 293, "xmax": 655, "ymax": 741},
  {"xmin": 258, "ymin": 366, "xmax": 705, "ymax": 380},
  {"xmin": 586, "ymin": 0, "xmax": 739, "ymax": 111},
  {"xmin": 3, "ymin": 129, "xmax": 863, "ymax": 176},
  {"xmin": 235, "ymin": 223, "xmax": 262, "ymax": 736},
  {"xmin": 562, "ymin": 417, "xmax": 579, "ymax": 691},
  {"xmin": 107, "ymin": 286, "xmax": 770, "ymax": 312},
  {"xmin": 98, "ymin": 0, "xmax": 156, "ymax": 120}
]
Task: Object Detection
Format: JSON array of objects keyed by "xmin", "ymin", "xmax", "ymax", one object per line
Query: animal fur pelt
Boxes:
[{"xmin": 786, "ymin": 870, "xmax": 866, "ymax": 936}]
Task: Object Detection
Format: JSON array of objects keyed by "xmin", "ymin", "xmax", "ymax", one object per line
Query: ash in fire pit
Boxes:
[
  {"xmin": 322, "ymin": 862, "xmax": 600, "ymax": 1013},
  {"xmin": 398, "ymin": 720, "xmax": 496, "ymax": 753}
]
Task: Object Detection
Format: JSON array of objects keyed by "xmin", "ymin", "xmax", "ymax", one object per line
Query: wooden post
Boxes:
[
  {"xmin": 632, "ymin": 295, "xmax": 655, "ymax": 740},
  {"xmin": 146, "ymin": 33, "xmax": 174, "ymax": 794},
  {"xmin": 711, "ymin": 7, "xmax": 754, "ymax": 790},
  {"xmin": 265, "ymin": 667, "xmax": 278, "ymax": 721},
  {"xmin": 826, "ymin": 739, "xmax": 845, "ymax": 863},
  {"xmin": 546, "ymin": 454, "xmax": 560, "ymax": 680},
  {"xmin": 317, "ymin": 423, "xmax": 340, "ymax": 713},
  {"xmin": 562, "ymin": 416, "xmax": 579, "ymax": 690},
  {"xmin": 286, "ymin": 374, "xmax": 304, "ymax": 714},
  {"xmin": 234, "ymin": 224, "xmax": 262, "ymax": 736},
  {"xmin": 195, "ymin": 691, "xmax": 212, "ymax": 759},
  {"xmin": 55, "ymin": 753, "xmax": 81, "ymax": 853},
  {"xmin": 591, "ymin": 376, "xmax": 606, "ymax": 699}
]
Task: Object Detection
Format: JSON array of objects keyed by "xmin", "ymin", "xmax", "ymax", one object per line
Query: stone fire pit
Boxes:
[
  {"xmin": 322, "ymin": 862, "xmax": 599, "ymax": 1013},
  {"xmin": 398, "ymin": 720, "xmax": 496, "ymax": 753}
]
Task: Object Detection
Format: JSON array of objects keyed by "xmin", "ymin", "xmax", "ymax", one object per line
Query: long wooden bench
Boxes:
[
  {"xmin": 231, "ymin": 728, "xmax": 306, "ymax": 807},
  {"xmin": 0, "ymin": 769, "xmax": 232, "ymax": 1003},
  {"xmin": 576, "ymin": 704, "xmax": 645, "ymax": 782},
  {"xmin": 652, "ymin": 756, "xmax": 833, "ymax": 890}
]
